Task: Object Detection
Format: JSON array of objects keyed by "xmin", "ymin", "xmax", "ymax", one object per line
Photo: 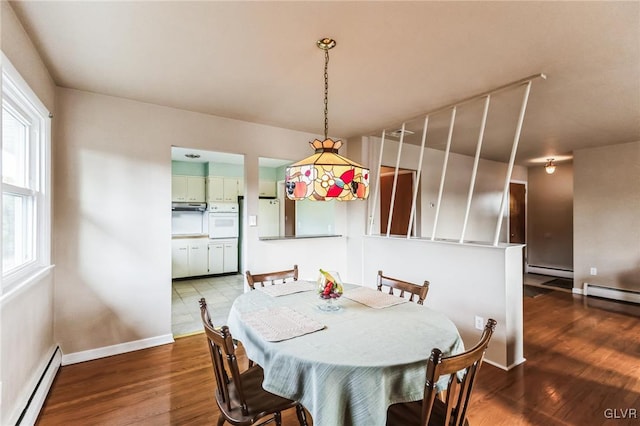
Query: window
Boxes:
[{"xmin": 1, "ymin": 53, "xmax": 51, "ymax": 288}]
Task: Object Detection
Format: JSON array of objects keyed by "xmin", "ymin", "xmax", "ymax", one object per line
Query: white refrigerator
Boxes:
[{"xmin": 258, "ymin": 199, "xmax": 280, "ymax": 237}]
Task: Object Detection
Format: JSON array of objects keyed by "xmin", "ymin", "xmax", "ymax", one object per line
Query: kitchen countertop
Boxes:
[
  {"xmin": 259, "ymin": 234, "xmax": 343, "ymax": 241},
  {"xmin": 172, "ymin": 234, "xmax": 209, "ymax": 239}
]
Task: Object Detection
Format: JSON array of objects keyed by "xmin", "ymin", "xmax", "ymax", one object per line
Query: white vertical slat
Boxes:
[
  {"xmin": 459, "ymin": 95, "xmax": 491, "ymax": 243},
  {"xmin": 493, "ymin": 81, "xmax": 532, "ymax": 246},
  {"xmin": 368, "ymin": 130, "xmax": 386, "ymax": 235},
  {"xmin": 386, "ymin": 123, "xmax": 405, "ymax": 237},
  {"xmin": 407, "ymin": 115, "xmax": 429, "ymax": 238},
  {"xmin": 431, "ymin": 107, "xmax": 456, "ymax": 240}
]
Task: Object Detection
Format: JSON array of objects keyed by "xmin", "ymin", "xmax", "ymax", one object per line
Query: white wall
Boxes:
[
  {"xmin": 54, "ymin": 87, "xmax": 350, "ymax": 357},
  {"xmin": 250, "ymin": 237, "xmax": 348, "ymax": 284},
  {"xmin": 574, "ymin": 141, "xmax": 640, "ymax": 292},
  {"xmin": 362, "ymin": 236, "xmax": 524, "ymax": 370},
  {"xmin": 0, "ymin": 1, "xmax": 56, "ymax": 110},
  {"xmin": 1, "ymin": 272, "xmax": 56, "ymax": 424},
  {"xmin": 1, "ymin": 1, "xmax": 57, "ymax": 423}
]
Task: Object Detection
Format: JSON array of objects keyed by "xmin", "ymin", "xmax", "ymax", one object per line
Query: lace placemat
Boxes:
[
  {"xmin": 257, "ymin": 280, "xmax": 317, "ymax": 297},
  {"xmin": 343, "ymin": 286, "xmax": 409, "ymax": 309},
  {"xmin": 242, "ymin": 306, "xmax": 325, "ymax": 342}
]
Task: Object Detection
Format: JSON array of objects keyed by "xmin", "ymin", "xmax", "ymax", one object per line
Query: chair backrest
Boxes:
[
  {"xmin": 376, "ymin": 270, "xmax": 429, "ymax": 304},
  {"xmin": 421, "ymin": 318, "xmax": 497, "ymax": 426},
  {"xmin": 246, "ymin": 265, "xmax": 298, "ymax": 290},
  {"xmin": 199, "ymin": 298, "xmax": 249, "ymax": 415}
]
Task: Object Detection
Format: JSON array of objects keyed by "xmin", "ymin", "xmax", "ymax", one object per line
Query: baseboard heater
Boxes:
[
  {"xmin": 583, "ymin": 282, "xmax": 640, "ymax": 304},
  {"xmin": 526, "ymin": 265, "xmax": 573, "ymax": 279},
  {"xmin": 16, "ymin": 346, "xmax": 61, "ymax": 425}
]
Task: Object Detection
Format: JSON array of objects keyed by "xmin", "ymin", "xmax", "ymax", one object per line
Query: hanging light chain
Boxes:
[
  {"xmin": 323, "ymin": 47, "xmax": 330, "ymax": 140},
  {"xmin": 317, "ymin": 38, "xmax": 336, "ymax": 141}
]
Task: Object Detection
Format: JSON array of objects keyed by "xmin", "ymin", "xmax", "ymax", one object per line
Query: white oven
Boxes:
[{"xmin": 208, "ymin": 203, "xmax": 239, "ymax": 239}]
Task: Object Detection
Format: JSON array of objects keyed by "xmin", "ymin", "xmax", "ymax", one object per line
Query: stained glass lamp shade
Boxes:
[
  {"xmin": 285, "ymin": 138, "xmax": 369, "ymax": 201},
  {"xmin": 285, "ymin": 38, "xmax": 369, "ymax": 201}
]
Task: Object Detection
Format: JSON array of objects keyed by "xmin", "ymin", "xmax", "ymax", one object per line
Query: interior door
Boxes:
[
  {"xmin": 509, "ymin": 182, "xmax": 526, "ymax": 271},
  {"xmin": 380, "ymin": 168, "xmax": 414, "ymax": 236},
  {"xmin": 284, "ymin": 197, "xmax": 296, "ymax": 236},
  {"xmin": 509, "ymin": 183, "xmax": 526, "ymax": 244}
]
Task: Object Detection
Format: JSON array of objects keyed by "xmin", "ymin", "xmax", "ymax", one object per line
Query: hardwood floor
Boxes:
[{"xmin": 37, "ymin": 291, "xmax": 640, "ymax": 425}]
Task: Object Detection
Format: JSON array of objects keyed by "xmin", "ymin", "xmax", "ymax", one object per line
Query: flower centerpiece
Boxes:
[{"xmin": 317, "ymin": 269, "xmax": 343, "ymax": 311}]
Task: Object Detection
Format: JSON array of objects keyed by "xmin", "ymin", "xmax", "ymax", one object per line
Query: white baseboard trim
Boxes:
[
  {"xmin": 62, "ymin": 334, "xmax": 175, "ymax": 366},
  {"xmin": 572, "ymin": 287, "xmax": 584, "ymax": 295},
  {"xmin": 14, "ymin": 345, "xmax": 61, "ymax": 426},
  {"xmin": 483, "ymin": 356, "xmax": 525, "ymax": 372},
  {"xmin": 526, "ymin": 265, "xmax": 573, "ymax": 279}
]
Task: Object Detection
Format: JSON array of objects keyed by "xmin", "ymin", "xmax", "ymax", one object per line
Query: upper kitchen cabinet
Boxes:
[
  {"xmin": 172, "ymin": 175, "xmax": 205, "ymax": 202},
  {"xmin": 207, "ymin": 176, "xmax": 224, "ymax": 202},
  {"xmin": 223, "ymin": 178, "xmax": 239, "ymax": 202},
  {"xmin": 207, "ymin": 176, "xmax": 241, "ymax": 203},
  {"xmin": 258, "ymin": 180, "xmax": 276, "ymax": 197}
]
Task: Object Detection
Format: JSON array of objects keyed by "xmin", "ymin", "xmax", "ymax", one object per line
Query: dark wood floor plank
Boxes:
[{"xmin": 37, "ymin": 291, "xmax": 640, "ymax": 425}]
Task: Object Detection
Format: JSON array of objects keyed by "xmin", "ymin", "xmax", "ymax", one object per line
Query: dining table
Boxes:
[{"xmin": 226, "ymin": 280, "xmax": 464, "ymax": 426}]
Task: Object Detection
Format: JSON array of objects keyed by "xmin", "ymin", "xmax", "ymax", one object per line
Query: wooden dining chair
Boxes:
[
  {"xmin": 377, "ymin": 270, "xmax": 430, "ymax": 305},
  {"xmin": 199, "ymin": 298, "xmax": 309, "ymax": 426},
  {"xmin": 386, "ymin": 318, "xmax": 497, "ymax": 426},
  {"xmin": 245, "ymin": 265, "xmax": 298, "ymax": 290}
]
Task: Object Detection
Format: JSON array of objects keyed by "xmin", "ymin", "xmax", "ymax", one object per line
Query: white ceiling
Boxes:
[{"xmin": 10, "ymin": 1, "xmax": 640, "ymax": 166}]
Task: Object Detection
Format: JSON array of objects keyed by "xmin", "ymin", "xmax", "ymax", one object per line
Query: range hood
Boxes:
[{"xmin": 172, "ymin": 202, "xmax": 207, "ymax": 212}]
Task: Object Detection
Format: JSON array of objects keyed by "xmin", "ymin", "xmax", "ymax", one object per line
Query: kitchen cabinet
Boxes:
[
  {"xmin": 208, "ymin": 239, "xmax": 238, "ymax": 274},
  {"xmin": 171, "ymin": 240, "xmax": 189, "ymax": 278},
  {"xmin": 207, "ymin": 242, "xmax": 224, "ymax": 274},
  {"xmin": 258, "ymin": 180, "xmax": 276, "ymax": 197},
  {"xmin": 223, "ymin": 178, "xmax": 238, "ymax": 202},
  {"xmin": 172, "ymin": 238, "xmax": 209, "ymax": 278},
  {"xmin": 222, "ymin": 240, "xmax": 238, "ymax": 272},
  {"xmin": 172, "ymin": 175, "xmax": 205, "ymax": 202},
  {"xmin": 188, "ymin": 240, "xmax": 209, "ymax": 276},
  {"xmin": 207, "ymin": 176, "xmax": 240, "ymax": 203},
  {"xmin": 207, "ymin": 177, "xmax": 224, "ymax": 202}
]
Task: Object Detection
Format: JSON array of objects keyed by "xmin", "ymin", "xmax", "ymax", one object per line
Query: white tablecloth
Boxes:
[{"xmin": 226, "ymin": 284, "xmax": 464, "ymax": 426}]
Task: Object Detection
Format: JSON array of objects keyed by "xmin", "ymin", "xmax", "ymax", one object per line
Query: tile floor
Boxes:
[{"xmin": 172, "ymin": 274, "xmax": 245, "ymax": 337}]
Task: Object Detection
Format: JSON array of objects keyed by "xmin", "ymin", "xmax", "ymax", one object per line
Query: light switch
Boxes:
[{"xmin": 249, "ymin": 215, "xmax": 257, "ymax": 226}]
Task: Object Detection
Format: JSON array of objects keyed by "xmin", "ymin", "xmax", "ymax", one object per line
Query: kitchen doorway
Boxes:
[{"xmin": 170, "ymin": 146, "xmax": 244, "ymax": 337}]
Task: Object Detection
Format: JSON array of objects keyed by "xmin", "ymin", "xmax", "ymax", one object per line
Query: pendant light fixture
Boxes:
[
  {"xmin": 545, "ymin": 158, "xmax": 556, "ymax": 174},
  {"xmin": 285, "ymin": 38, "xmax": 369, "ymax": 201}
]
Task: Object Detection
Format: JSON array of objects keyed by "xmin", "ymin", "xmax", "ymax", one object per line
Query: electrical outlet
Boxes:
[
  {"xmin": 475, "ymin": 316, "xmax": 484, "ymax": 330},
  {"xmin": 590, "ymin": 267, "xmax": 597, "ymax": 276}
]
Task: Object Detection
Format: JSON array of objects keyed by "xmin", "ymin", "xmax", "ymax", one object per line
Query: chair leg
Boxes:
[
  {"xmin": 295, "ymin": 404, "xmax": 309, "ymax": 426},
  {"xmin": 216, "ymin": 415, "xmax": 226, "ymax": 426},
  {"xmin": 274, "ymin": 411, "xmax": 282, "ymax": 426}
]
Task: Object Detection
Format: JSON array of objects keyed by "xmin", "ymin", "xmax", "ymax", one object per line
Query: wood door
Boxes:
[
  {"xmin": 509, "ymin": 183, "xmax": 526, "ymax": 244},
  {"xmin": 380, "ymin": 170, "xmax": 414, "ymax": 236},
  {"xmin": 284, "ymin": 197, "xmax": 296, "ymax": 237}
]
